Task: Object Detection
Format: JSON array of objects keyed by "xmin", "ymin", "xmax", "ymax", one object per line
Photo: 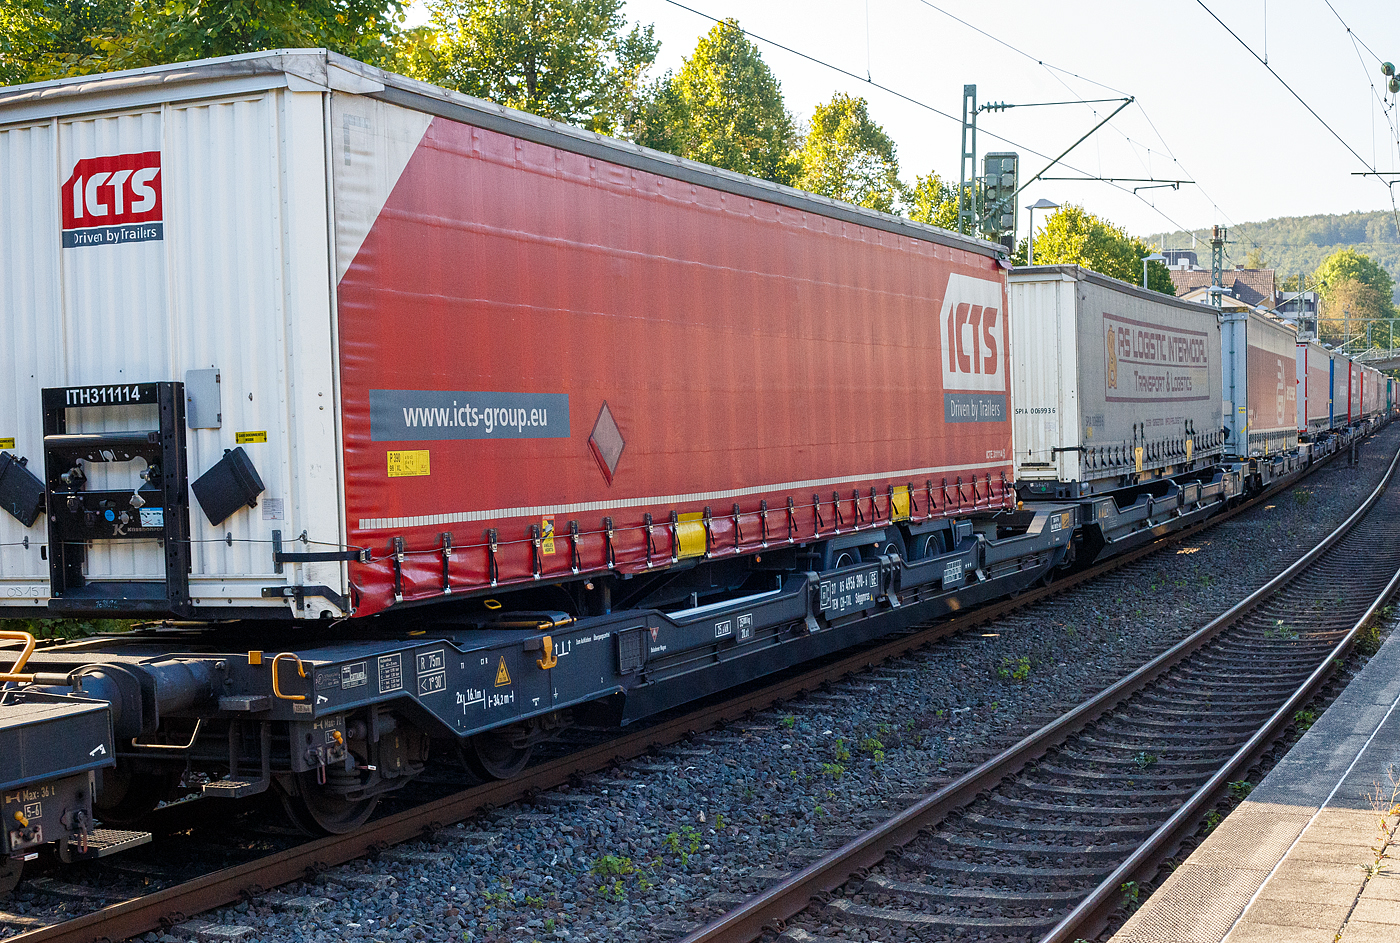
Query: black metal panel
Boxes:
[
  {"xmin": 191, "ymin": 446, "xmax": 264, "ymax": 525},
  {"xmin": 42, "ymin": 381, "xmax": 193, "ymax": 617},
  {"xmin": 0, "ymin": 452, "xmax": 44, "ymax": 527},
  {"xmin": 0, "ymin": 690, "xmax": 113, "ymax": 792}
]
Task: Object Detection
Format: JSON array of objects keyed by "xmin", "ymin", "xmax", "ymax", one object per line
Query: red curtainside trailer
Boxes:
[
  {"xmin": 338, "ymin": 103, "xmax": 1014, "ymax": 615},
  {"xmin": 0, "ymin": 50, "xmax": 1013, "ymax": 620}
]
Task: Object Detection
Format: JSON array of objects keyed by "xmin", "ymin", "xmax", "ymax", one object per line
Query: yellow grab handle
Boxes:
[
  {"xmin": 271, "ymin": 652, "xmax": 307, "ymax": 701},
  {"xmin": 0, "ymin": 630, "xmax": 37, "ymax": 683}
]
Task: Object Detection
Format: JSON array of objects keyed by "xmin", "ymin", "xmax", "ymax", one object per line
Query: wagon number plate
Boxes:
[{"xmin": 818, "ymin": 565, "xmax": 881, "ymax": 618}]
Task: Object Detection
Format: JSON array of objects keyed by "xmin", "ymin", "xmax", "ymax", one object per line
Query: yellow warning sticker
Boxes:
[
  {"xmin": 494, "ymin": 656, "xmax": 511, "ymax": 687},
  {"xmin": 541, "ymin": 517, "xmax": 555, "ymax": 555},
  {"xmin": 387, "ymin": 450, "xmax": 430, "ymax": 477},
  {"xmin": 235, "ymin": 431, "xmax": 267, "ymax": 444},
  {"xmin": 0, "ymin": 438, "xmax": 14, "ymax": 450}
]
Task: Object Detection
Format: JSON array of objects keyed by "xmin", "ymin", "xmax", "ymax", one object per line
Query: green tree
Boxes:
[
  {"xmin": 0, "ymin": 0, "xmax": 134, "ymax": 84},
  {"xmin": 636, "ymin": 18, "xmax": 796, "ymax": 183},
  {"xmin": 1, "ymin": 0, "xmax": 408, "ymax": 82},
  {"xmin": 1313, "ymin": 248, "xmax": 1397, "ymax": 346},
  {"xmin": 1024, "ymin": 203, "xmax": 1174, "ymax": 293},
  {"xmin": 789, "ymin": 93, "xmax": 901, "ymax": 213},
  {"xmin": 118, "ymin": 1, "xmax": 407, "ymax": 69},
  {"xmin": 1314, "ymin": 248, "xmax": 1395, "ymax": 305},
  {"xmin": 905, "ymin": 171, "xmax": 960, "ymax": 230},
  {"xmin": 426, "ymin": 0, "xmax": 658, "ymax": 134}
]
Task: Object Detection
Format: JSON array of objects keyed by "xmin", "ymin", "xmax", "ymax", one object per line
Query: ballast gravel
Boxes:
[{"xmin": 140, "ymin": 428, "xmax": 1400, "ymax": 943}]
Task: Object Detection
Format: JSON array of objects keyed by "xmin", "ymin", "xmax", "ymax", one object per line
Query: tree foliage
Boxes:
[
  {"xmin": 789, "ymin": 93, "xmax": 901, "ymax": 213},
  {"xmin": 0, "ymin": 0, "xmax": 408, "ymax": 83},
  {"xmin": 1023, "ymin": 203, "xmax": 1174, "ymax": 293},
  {"xmin": 1313, "ymin": 248, "xmax": 1397, "ymax": 343},
  {"xmin": 423, "ymin": 0, "xmax": 657, "ymax": 134},
  {"xmin": 1147, "ymin": 210, "xmax": 1400, "ymax": 304},
  {"xmin": 1, "ymin": 0, "xmax": 133, "ymax": 83},
  {"xmin": 633, "ymin": 18, "xmax": 795, "ymax": 184},
  {"xmin": 906, "ymin": 172, "xmax": 961, "ymax": 230}
]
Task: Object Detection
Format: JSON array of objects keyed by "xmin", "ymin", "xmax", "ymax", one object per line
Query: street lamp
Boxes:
[
  {"xmin": 1025, "ymin": 198, "xmax": 1059, "ymax": 265},
  {"xmin": 1143, "ymin": 252, "xmax": 1166, "ymax": 289}
]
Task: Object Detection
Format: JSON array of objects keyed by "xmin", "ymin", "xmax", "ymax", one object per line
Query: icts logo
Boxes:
[
  {"xmin": 61, "ymin": 152, "xmax": 163, "ymax": 248},
  {"xmin": 939, "ymin": 274, "xmax": 1007, "ymax": 393}
]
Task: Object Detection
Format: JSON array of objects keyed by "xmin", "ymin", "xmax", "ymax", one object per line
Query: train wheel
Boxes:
[
  {"xmin": 463, "ymin": 732, "xmax": 534, "ymax": 780},
  {"xmin": 0, "ymin": 856, "xmax": 21, "ymax": 897},
  {"xmin": 277, "ymin": 772, "xmax": 378, "ymax": 835},
  {"xmin": 915, "ymin": 531, "xmax": 951, "ymax": 560},
  {"xmin": 865, "ymin": 529, "xmax": 907, "ymax": 563},
  {"xmin": 94, "ymin": 768, "xmax": 182, "ymax": 826}
]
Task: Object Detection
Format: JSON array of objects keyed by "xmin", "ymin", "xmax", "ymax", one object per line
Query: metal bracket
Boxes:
[
  {"xmin": 260, "ymin": 584, "xmax": 348, "ymax": 613},
  {"xmin": 272, "ymin": 529, "xmax": 368, "ymax": 573}
]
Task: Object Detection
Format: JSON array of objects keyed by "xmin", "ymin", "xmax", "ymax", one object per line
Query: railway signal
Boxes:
[{"xmin": 981, "ymin": 151, "xmax": 1019, "ymax": 247}]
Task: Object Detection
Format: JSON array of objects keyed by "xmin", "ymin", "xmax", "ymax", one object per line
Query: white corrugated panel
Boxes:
[
  {"xmin": 1009, "ymin": 270, "xmax": 1079, "ymax": 482},
  {"xmin": 0, "ymin": 120, "xmax": 63, "ymax": 606},
  {"xmin": 0, "ymin": 87, "xmax": 343, "ymax": 615}
]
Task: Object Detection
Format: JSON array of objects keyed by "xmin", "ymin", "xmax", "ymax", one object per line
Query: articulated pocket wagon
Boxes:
[{"xmin": 0, "ymin": 51, "xmax": 1076, "ymax": 856}]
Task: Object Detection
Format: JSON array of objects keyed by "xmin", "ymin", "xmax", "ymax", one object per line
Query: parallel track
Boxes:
[
  {"xmin": 680, "ymin": 443, "xmax": 1400, "ymax": 943},
  {"xmin": 0, "ymin": 445, "xmax": 1370, "ymax": 943}
]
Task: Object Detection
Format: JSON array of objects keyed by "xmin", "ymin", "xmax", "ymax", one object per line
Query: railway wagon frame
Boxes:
[{"xmin": 0, "ymin": 50, "xmax": 1077, "ymax": 846}]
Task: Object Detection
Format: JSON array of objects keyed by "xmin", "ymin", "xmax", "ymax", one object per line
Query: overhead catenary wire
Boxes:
[
  {"xmin": 1196, "ymin": 0, "xmax": 1400, "ymax": 263},
  {"xmin": 657, "ymin": 0, "xmax": 1207, "ymax": 242}
]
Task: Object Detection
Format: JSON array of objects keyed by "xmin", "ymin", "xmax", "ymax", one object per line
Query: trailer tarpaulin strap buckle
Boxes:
[
  {"xmin": 391, "ymin": 537, "xmax": 406, "ymax": 600},
  {"xmin": 760, "ymin": 499, "xmax": 769, "ymax": 547},
  {"xmin": 644, "ymin": 513, "xmax": 655, "ymax": 568},
  {"xmin": 603, "ymin": 517, "xmax": 615, "ymax": 569},
  {"xmin": 440, "ymin": 532, "xmax": 453, "ymax": 594},
  {"xmin": 786, "ymin": 497, "xmax": 796, "ymax": 541},
  {"xmin": 732, "ymin": 503, "xmax": 743, "ymax": 549},
  {"xmin": 487, "ymin": 529, "xmax": 499, "ymax": 586},
  {"xmin": 569, "ymin": 521, "xmax": 581, "ymax": 574}
]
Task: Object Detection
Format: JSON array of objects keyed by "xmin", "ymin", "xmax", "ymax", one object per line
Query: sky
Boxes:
[{"xmin": 408, "ymin": 1, "xmax": 1400, "ymax": 250}]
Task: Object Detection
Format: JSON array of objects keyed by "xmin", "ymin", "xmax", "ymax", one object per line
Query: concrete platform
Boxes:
[{"xmin": 1111, "ymin": 618, "xmax": 1400, "ymax": 943}]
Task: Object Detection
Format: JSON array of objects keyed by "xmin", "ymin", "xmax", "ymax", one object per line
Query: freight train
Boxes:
[{"xmin": 0, "ymin": 50, "xmax": 1391, "ymax": 886}]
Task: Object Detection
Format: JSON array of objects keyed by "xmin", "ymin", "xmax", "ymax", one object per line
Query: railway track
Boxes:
[
  {"xmin": 0, "ymin": 444, "xmax": 1378, "ymax": 943},
  {"xmin": 680, "ymin": 443, "xmax": 1400, "ymax": 943}
]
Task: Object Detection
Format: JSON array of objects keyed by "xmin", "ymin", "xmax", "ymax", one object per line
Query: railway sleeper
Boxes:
[{"xmin": 825, "ymin": 897, "xmax": 1061, "ymax": 929}]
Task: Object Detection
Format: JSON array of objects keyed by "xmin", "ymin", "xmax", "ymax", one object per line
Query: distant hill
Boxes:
[{"xmin": 1145, "ymin": 210, "xmax": 1400, "ymax": 302}]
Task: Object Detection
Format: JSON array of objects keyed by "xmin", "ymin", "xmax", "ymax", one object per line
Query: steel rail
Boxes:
[
  {"xmin": 677, "ymin": 441, "xmax": 1400, "ymax": 943},
  {"xmin": 1, "ymin": 444, "xmax": 1364, "ymax": 943},
  {"xmin": 1040, "ymin": 479, "xmax": 1400, "ymax": 941}
]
